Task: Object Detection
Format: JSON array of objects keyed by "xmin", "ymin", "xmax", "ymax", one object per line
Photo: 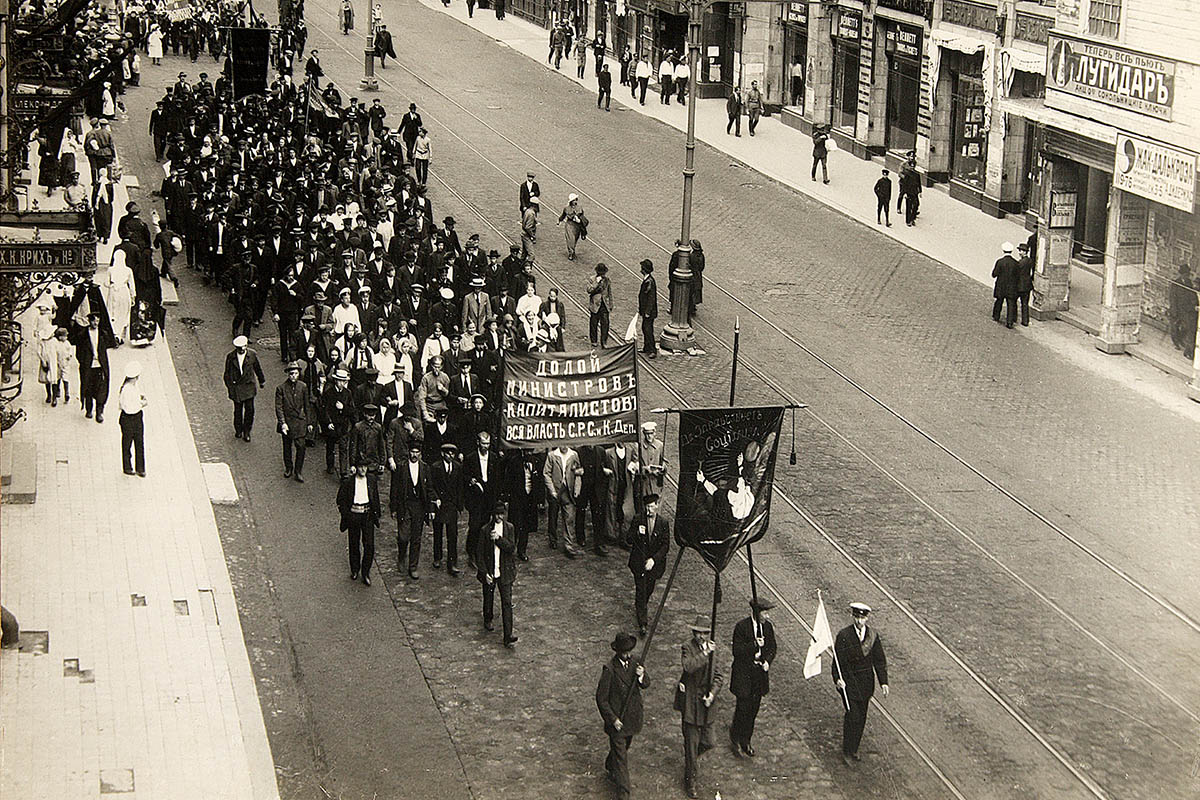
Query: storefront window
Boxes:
[
  {"xmin": 785, "ymin": 26, "xmax": 807, "ymax": 109},
  {"xmin": 882, "ymin": 22, "xmax": 921, "ymax": 152},
  {"xmin": 831, "ymin": 40, "xmax": 859, "ymax": 132},
  {"xmin": 950, "ymin": 72, "xmax": 986, "ymax": 187}
]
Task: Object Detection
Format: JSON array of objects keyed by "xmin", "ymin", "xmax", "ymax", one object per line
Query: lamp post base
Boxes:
[
  {"xmin": 659, "ymin": 322, "xmax": 696, "ymax": 352},
  {"xmin": 359, "ymin": 77, "xmax": 379, "ymax": 90},
  {"xmin": 360, "ymin": 49, "xmax": 378, "ymax": 91}
]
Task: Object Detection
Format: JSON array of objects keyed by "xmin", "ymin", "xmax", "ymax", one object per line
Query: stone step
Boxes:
[{"xmin": 0, "ymin": 441, "xmax": 38, "ymax": 504}]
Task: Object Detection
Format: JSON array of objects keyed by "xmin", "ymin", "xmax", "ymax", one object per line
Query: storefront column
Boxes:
[
  {"xmin": 806, "ymin": 9, "xmax": 833, "ymax": 125},
  {"xmin": 1031, "ymin": 156, "xmax": 1071, "ymax": 319},
  {"xmin": 1097, "ymin": 190, "xmax": 1147, "ymax": 354},
  {"xmin": 864, "ymin": 23, "xmax": 887, "ymax": 149}
]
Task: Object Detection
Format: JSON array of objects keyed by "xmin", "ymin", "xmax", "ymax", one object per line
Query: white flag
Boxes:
[
  {"xmin": 623, "ymin": 313, "xmax": 640, "ymax": 343},
  {"xmin": 803, "ymin": 597, "xmax": 834, "ymax": 679}
]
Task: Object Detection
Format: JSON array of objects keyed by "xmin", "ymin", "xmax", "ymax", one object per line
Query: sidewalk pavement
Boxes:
[
  {"xmin": 1, "ymin": 142, "xmax": 278, "ymax": 799},
  {"xmin": 411, "ymin": 0, "xmax": 1196, "ymax": 385}
]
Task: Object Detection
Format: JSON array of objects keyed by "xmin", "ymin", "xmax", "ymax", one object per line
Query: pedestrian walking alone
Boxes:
[
  {"xmin": 596, "ymin": 632, "xmax": 648, "ymax": 800},
  {"xmin": 874, "ymin": 168, "xmax": 892, "ymax": 226},
  {"xmin": 726, "ymin": 88, "xmax": 742, "ymax": 136},
  {"xmin": 558, "ymin": 194, "xmax": 587, "ymax": 261},
  {"xmin": 638, "ymin": 260, "xmax": 658, "ymax": 358},
  {"xmin": 832, "ymin": 602, "xmax": 889, "ymax": 766},
  {"xmin": 597, "ymin": 64, "xmax": 612, "ymax": 111},
  {"xmin": 811, "ymin": 123, "xmax": 830, "ymax": 183},
  {"xmin": 223, "ymin": 335, "xmax": 266, "ymax": 441},
  {"xmin": 992, "ymin": 242, "xmax": 1020, "ymax": 328},
  {"xmin": 118, "ymin": 361, "xmax": 148, "ymax": 477},
  {"xmin": 587, "ymin": 262, "xmax": 613, "ymax": 346},
  {"xmin": 746, "ymin": 81, "xmax": 764, "ymax": 135}
]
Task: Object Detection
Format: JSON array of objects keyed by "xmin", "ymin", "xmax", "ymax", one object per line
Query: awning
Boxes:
[
  {"xmin": 997, "ymin": 97, "xmax": 1121, "ymax": 146},
  {"xmin": 930, "ymin": 29, "xmax": 990, "ymax": 55},
  {"xmin": 1001, "ymin": 46, "xmax": 1045, "ymax": 75}
]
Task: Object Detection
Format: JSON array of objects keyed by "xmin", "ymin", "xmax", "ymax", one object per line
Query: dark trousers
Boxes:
[
  {"xmin": 466, "ymin": 507, "xmax": 487, "ymax": 565},
  {"xmin": 120, "ymin": 411, "xmax": 145, "ymax": 474},
  {"xmin": 282, "ymin": 436, "xmax": 306, "ymax": 475},
  {"xmin": 729, "ymin": 694, "xmax": 762, "ymax": 748},
  {"xmin": 326, "ymin": 431, "xmax": 350, "ymax": 474},
  {"xmin": 347, "ymin": 512, "xmax": 375, "ymax": 577},
  {"xmin": 748, "ymin": 110, "xmax": 761, "ymax": 134},
  {"xmin": 676, "ymin": 78, "xmax": 687, "ymax": 103},
  {"xmin": 681, "ymin": 722, "xmax": 712, "ymax": 786},
  {"xmin": 415, "ymin": 159, "xmax": 429, "ymax": 185},
  {"xmin": 397, "ymin": 509, "xmax": 424, "ymax": 571},
  {"xmin": 902, "ymin": 192, "xmax": 919, "ymax": 225},
  {"xmin": 481, "ymin": 579, "xmax": 513, "ymax": 639},
  {"xmin": 605, "ymin": 732, "xmax": 634, "ymax": 798},
  {"xmin": 590, "ymin": 306, "xmax": 610, "ymax": 346},
  {"xmin": 232, "ymin": 314, "xmax": 254, "ymax": 338},
  {"xmin": 993, "ymin": 295, "xmax": 1017, "ymax": 327},
  {"xmin": 434, "ymin": 510, "xmax": 459, "ymax": 567},
  {"xmin": 597, "ymin": 87, "xmax": 611, "ymax": 110},
  {"xmin": 727, "ymin": 113, "xmax": 741, "ymax": 135},
  {"xmin": 510, "ymin": 492, "xmax": 536, "ymax": 557},
  {"xmin": 1018, "ymin": 291, "xmax": 1031, "ymax": 326},
  {"xmin": 277, "ymin": 317, "xmax": 296, "ymax": 362},
  {"xmin": 81, "ymin": 367, "xmax": 106, "ymax": 415},
  {"xmin": 843, "ymin": 697, "xmax": 869, "ymax": 756},
  {"xmin": 660, "ymin": 77, "xmax": 672, "ymax": 103},
  {"xmin": 576, "ymin": 494, "xmax": 606, "ymax": 550},
  {"xmin": 876, "ymin": 197, "xmax": 890, "ymax": 225},
  {"xmin": 641, "ymin": 315, "xmax": 657, "ymax": 354},
  {"xmin": 633, "ymin": 572, "xmax": 657, "ymax": 628},
  {"xmin": 811, "ymin": 154, "xmax": 828, "ymax": 181},
  {"xmin": 637, "ymin": 77, "xmax": 648, "ymax": 104}
]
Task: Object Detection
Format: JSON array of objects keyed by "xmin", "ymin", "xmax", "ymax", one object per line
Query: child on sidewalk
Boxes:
[
  {"xmin": 50, "ymin": 327, "xmax": 77, "ymax": 406},
  {"xmin": 874, "ymin": 169, "xmax": 893, "ymax": 227}
]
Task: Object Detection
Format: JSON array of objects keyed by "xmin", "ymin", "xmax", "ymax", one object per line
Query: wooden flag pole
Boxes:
[
  {"xmin": 729, "ymin": 318, "xmax": 761, "ymax": 624},
  {"xmin": 825, "ymin": 589, "xmax": 851, "ymax": 712},
  {"xmin": 617, "ymin": 545, "xmax": 686, "ymax": 722}
]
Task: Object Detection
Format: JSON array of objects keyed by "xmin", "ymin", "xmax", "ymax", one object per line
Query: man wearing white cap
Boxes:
[
  {"xmin": 118, "ymin": 361, "xmax": 148, "ymax": 477},
  {"xmin": 223, "ymin": 335, "xmax": 267, "ymax": 442},
  {"xmin": 991, "ymin": 242, "xmax": 1021, "ymax": 329},
  {"xmin": 558, "ymin": 194, "xmax": 587, "ymax": 261},
  {"xmin": 832, "ymin": 602, "xmax": 889, "ymax": 766}
]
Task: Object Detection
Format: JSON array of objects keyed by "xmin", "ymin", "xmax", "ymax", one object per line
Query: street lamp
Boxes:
[
  {"xmin": 658, "ymin": 0, "xmax": 793, "ymax": 353},
  {"xmin": 360, "ymin": 2, "xmax": 382, "ymax": 90}
]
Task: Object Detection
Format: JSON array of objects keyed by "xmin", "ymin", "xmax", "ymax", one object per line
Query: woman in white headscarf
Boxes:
[
  {"xmin": 147, "ymin": 24, "xmax": 164, "ymax": 64},
  {"xmin": 105, "ymin": 249, "xmax": 136, "ymax": 345},
  {"xmin": 557, "ymin": 193, "xmax": 587, "ymax": 260}
]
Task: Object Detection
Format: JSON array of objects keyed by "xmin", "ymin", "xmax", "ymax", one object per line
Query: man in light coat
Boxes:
[{"xmin": 543, "ymin": 444, "xmax": 585, "ymax": 556}]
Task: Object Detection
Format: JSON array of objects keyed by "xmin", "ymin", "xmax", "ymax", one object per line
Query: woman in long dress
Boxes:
[
  {"xmin": 147, "ymin": 25, "xmax": 164, "ymax": 64},
  {"xmin": 34, "ymin": 302, "xmax": 59, "ymax": 403},
  {"xmin": 106, "ymin": 250, "xmax": 137, "ymax": 345},
  {"xmin": 93, "ymin": 176, "xmax": 114, "ymax": 243}
]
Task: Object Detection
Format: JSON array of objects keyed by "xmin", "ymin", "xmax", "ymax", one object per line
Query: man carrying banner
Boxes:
[
  {"xmin": 729, "ymin": 598, "xmax": 777, "ymax": 757},
  {"xmin": 628, "ymin": 493, "xmax": 669, "ymax": 637},
  {"xmin": 595, "ymin": 632, "xmax": 647, "ymax": 800},
  {"xmin": 677, "ymin": 616, "xmax": 722, "ymax": 798},
  {"xmin": 832, "ymin": 602, "xmax": 889, "ymax": 766}
]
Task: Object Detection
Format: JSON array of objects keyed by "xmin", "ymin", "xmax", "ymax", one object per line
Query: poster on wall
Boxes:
[{"xmin": 1049, "ymin": 190, "xmax": 1078, "ymax": 228}]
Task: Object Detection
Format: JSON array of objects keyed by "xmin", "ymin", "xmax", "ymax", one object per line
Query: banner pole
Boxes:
[
  {"xmin": 729, "ymin": 316, "xmax": 739, "ymax": 406},
  {"xmin": 617, "ymin": 545, "xmax": 686, "ymax": 722},
  {"xmin": 705, "ymin": 571, "xmax": 720, "ymax": 690}
]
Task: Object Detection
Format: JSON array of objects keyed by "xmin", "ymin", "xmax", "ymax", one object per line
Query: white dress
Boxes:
[
  {"xmin": 105, "ymin": 252, "xmax": 136, "ymax": 342},
  {"xmin": 148, "ymin": 30, "xmax": 164, "ymax": 59}
]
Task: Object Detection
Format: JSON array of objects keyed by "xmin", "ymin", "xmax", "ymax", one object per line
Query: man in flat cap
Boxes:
[
  {"xmin": 677, "ymin": 614, "xmax": 723, "ymax": 798},
  {"xmin": 832, "ymin": 602, "xmax": 889, "ymax": 766},
  {"xmin": 628, "ymin": 493, "xmax": 670, "ymax": 637},
  {"xmin": 729, "ymin": 597, "xmax": 778, "ymax": 757},
  {"xmin": 476, "ymin": 501, "xmax": 518, "ymax": 647},
  {"xmin": 276, "ymin": 360, "xmax": 314, "ymax": 482},
  {"xmin": 596, "ymin": 631, "xmax": 648, "ymax": 800}
]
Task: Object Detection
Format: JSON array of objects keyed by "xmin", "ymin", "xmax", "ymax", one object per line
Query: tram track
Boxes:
[{"xmin": 306, "ymin": 10, "xmax": 1198, "ymax": 798}]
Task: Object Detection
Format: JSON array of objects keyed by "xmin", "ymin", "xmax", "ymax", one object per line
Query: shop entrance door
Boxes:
[
  {"xmin": 831, "ymin": 40, "xmax": 859, "ymax": 132},
  {"xmin": 885, "ymin": 51, "xmax": 919, "ymax": 151}
]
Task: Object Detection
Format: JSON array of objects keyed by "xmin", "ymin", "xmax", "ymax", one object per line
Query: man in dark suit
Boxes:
[
  {"xmin": 475, "ymin": 501, "xmax": 517, "ymax": 647},
  {"xmin": 832, "ymin": 602, "xmax": 889, "ymax": 766},
  {"xmin": 1016, "ymin": 241, "xmax": 1034, "ymax": 327},
  {"xmin": 638, "ymin": 259, "xmax": 658, "ymax": 358},
  {"xmin": 337, "ymin": 459, "xmax": 381, "ymax": 585},
  {"xmin": 430, "ymin": 442, "xmax": 466, "ymax": 575},
  {"xmin": 678, "ymin": 615, "xmax": 723, "ymax": 799},
  {"xmin": 729, "ymin": 597, "xmax": 778, "ymax": 757},
  {"xmin": 72, "ymin": 311, "xmax": 115, "ymax": 422},
  {"xmin": 501, "ymin": 449, "xmax": 540, "ymax": 560},
  {"xmin": 391, "ymin": 440, "xmax": 433, "ymax": 579},
  {"xmin": 463, "ymin": 430, "xmax": 499, "ymax": 569},
  {"xmin": 275, "ymin": 361, "xmax": 314, "ymax": 482},
  {"xmin": 518, "ymin": 171, "xmax": 540, "ymax": 214},
  {"xmin": 223, "ymin": 335, "xmax": 266, "ymax": 441},
  {"xmin": 595, "ymin": 632, "xmax": 648, "ymax": 799},
  {"xmin": 398, "ymin": 103, "xmax": 423, "ymax": 161},
  {"xmin": 992, "ymin": 242, "xmax": 1021, "ymax": 329},
  {"xmin": 629, "ymin": 493, "xmax": 669, "ymax": 636}
]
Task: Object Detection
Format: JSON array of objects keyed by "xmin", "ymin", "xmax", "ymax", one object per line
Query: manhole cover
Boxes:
[{"xmin": 179, "ymin": 317, "xmax": 204, "ymax": 326}]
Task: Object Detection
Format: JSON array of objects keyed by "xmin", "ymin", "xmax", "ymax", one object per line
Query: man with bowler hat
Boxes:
[
  {"xmin": 596, "ymin": 632, "xmax": 647, "ymax": 799},
  {"xmin": 832, "ymin": 602, "xmax": 889, "ymax": 765},
  {"xmin": 729, "ymin": 597, "xmax": 777, "ymax": 757},
  {"xmin": 476, "ymin": 501, "xmax": 518, "ymax": 647}
]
